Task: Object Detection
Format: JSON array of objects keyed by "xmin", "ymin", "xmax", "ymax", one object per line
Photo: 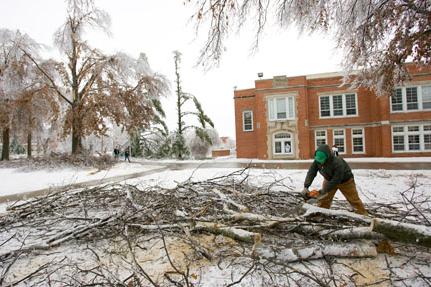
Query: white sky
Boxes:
[{"xmin": 0, "ymin": 0, "xmax": 342, "ymax": 139}]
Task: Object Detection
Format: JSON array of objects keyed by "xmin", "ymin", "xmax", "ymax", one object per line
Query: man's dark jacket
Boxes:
[{"xmin": 304, "ymin": 144, "xmax": 354, "ymax": 195}]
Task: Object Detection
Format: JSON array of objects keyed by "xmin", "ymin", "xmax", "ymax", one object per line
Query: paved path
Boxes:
[
  {"xmin": 0, "ymin": 166, "xmax": 168, "ymax": 204},
  {"xmin": 138, "ymin": 160, "xmax": 431, "ymax": 170}
]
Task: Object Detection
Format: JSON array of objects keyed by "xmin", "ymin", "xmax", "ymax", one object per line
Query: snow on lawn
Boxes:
[
  {"xmin": 126, "ymin": 167, "xmax": 431, "ymax": 204},
  {"xmin": 1, "ymin": 166, "xmax": 431, "ymax": 286},
  {"xmin": 0, "ymin": 162, "xmax": 163, "ymax": 196},
  {"xmin": 1, "ymin": 163, "xmax": 430, "ymax": 207}
]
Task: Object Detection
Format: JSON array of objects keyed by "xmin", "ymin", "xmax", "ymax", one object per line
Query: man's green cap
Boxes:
[{"xmin": 315, "ymin": 150, "xmax": 328, "ymax": 164}]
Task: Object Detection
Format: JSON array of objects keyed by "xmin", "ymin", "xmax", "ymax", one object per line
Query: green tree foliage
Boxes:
[
  {"xmin": 172, "ymin": 51, "xmax": 214, "ymax": 160},
  {"xmin": 133, "ymin": 98, "xmax": 172, "ymax": 158},
  {"xmin": 10, "ymin": 137, "xmax": 25, "ymax": 155}
]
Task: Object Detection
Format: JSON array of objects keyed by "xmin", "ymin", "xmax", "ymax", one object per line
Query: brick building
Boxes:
[{"xmin": 234, "ymin": 64, "xmax": 431, "ymax": 159}]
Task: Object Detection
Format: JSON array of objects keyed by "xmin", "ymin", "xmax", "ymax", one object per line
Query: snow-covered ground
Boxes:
[
  {"xmin": 125, "ymin": 167, "xmax": 431, "ymax": 205},
  {"xmin": 1, "ymin": 163, "xmax": 431, "ymax": 286},
  {"xmin": 1, "ymin": 161, "xmax": 430, "ymax": 206},
  {"xmin": 0, "ymin": 162, "xmax": 163, "ymax": 197}
]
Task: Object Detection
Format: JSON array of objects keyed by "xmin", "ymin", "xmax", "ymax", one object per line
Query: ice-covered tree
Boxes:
[
  {"xmin": 23, "ymin": 0, "xmax": 168, "ymax": 154},
  {"xmin": 13, "ymin": 61, "xmax": 61, "ymax": 158},
  {"xmin": 137, "ymin": 98, "xmax": 172, "ymax": 158},
  {"xmin": 172, "ymin": 50, "xmax": 214, "ymax": 160},
  {"xmin": 0, "ymin": 29, "xmax": 53, "ymax": 160},
  {"xmin": 186, "ymin": 128, "xmax": 220, "ymax": 159},
  {"xmin": 188, "ymin": 0, "xmax": 430, "ymax": 94}
]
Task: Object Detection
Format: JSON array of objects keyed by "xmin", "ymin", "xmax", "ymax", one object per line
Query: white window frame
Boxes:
[
  {"xmin": 319, "ymin": 93, "xmax": 358, "ymax": 118},
  {"xmin": 351, "ymin": 128, "xmax": 366, "ymax": 154},
  {"xmin": 315, "ymin": 130, "xmax": 327, "ymax": 150},
  {"xmin": 390, "ymin": 85, "xmax": 431, "ymax": 113},
  {"xmin": 273, "ymin": 132, "xmax": 294, "ymax": 155},
  {"xmin": 333, "ymin": 129, "xmax": 346, "ymax": 154},
  {"xmin": 391, "ymin": 124, "xmax": 431, "ymax": 153},
  {"xmin": 422, "ymin": 85, "xmax": 431, "ymax": 110},
  {"xmin": 242, "ymin": 110, "xmax": 253, "ymax": 132},
  {"xmin": 267, "ymin": 95, "xmax": 296, "ymax": 121}
]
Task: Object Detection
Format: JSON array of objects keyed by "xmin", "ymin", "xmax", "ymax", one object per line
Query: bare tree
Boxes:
[
  {"xmin": 23, "ymin": 0, "xmax": 169, "ymax": 155},
  {"xmin": 188, "ymin": 0, "xmax": 431, "ymax": 94}
]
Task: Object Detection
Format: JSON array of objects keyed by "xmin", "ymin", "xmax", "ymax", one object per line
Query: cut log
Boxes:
[
  {"xmin": 371, "ymin": 218, "xmax": 431, "ymax": 248},
  {"xmin": 296, "ymin": 225, "xmax": 386, "ymax": 241},
  {"xmin": 302, "ymin": 204, "xmax": 431, "ymax": 247},
  {"xmin": 256, "ymin": 241, "xmax": 377, "ymax": 263}
]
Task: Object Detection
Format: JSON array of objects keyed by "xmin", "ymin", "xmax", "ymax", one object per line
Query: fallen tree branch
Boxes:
[
  {"xmin": 193, "ymin": 222, "xmax": 260, "ymax": 243},
  {"xmin": 371, "ymin": 218, "xmax": 431, "ymax": 248}
]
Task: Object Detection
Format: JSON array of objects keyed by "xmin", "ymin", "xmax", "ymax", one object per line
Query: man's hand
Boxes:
[
  {"xmin": 301, "ymin": 188, "xmax": 321, "ymax": 201},
  {"xmin": 301, "ymin": 188, "xmax": 309, "ymax": 200},
  {"xmin": 307, "ymin": 189, "xmax": 320, "ymax": 198}
]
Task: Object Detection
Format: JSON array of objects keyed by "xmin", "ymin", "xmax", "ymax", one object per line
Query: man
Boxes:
[{"xmin": 302, "ymin": 144, "xmax": 368, "ymax": 215}]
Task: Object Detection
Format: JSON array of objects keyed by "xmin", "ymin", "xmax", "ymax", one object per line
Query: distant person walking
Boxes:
[
  {"xmin": 113, "ymin": 146, "xmax": 120, "ymax": 159},
  {"xmin": 124, "ymin": 147, "xmax": 131, "ymax": 163}
]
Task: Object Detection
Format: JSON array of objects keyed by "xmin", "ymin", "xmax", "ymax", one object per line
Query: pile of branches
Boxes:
[
  {"xmin": 1, "ymin": 168, "xmax": 430, "ymax": 286},
  {"xmin": 0, "ymin": 152, "xmax": 116, "ymax": 170}
]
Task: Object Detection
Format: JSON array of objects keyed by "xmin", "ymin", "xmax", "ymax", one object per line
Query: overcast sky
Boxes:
[{"xmin": 0, "ymin": 0, "xmax": 342, "ymax": 139}]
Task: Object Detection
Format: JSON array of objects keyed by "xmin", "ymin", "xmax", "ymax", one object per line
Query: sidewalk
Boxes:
[
  {"xmin": 0, "ymin": 165, "xmax": 167, "ymax": 204},
  {"xmin": 136, "ymin": 158, "xmax": 431, "ymax": 170}
]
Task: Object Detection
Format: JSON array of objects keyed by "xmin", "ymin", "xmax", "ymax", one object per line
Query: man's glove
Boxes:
[
  {"xmin": 307, "ymin": 189, "xmax": 320, "ymax": 198},
  {"xmin": 301, "ymin": 188, "xmax": 309, "ymax": 200},
  {"xmin": 301, "ymin": 188, "xmax": 321, "ymax": 201}
]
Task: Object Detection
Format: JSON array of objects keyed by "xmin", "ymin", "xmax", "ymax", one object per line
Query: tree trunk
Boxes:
[
  {"xmin": 371, "ymin": 218, "xmax": 431, "ymax": 248},
  {"xmin": 72, "ymin": 129, "xmax": 82, "ymax": 155},
  {"xmin": 71, "ymin": 112, "xmax": 82, "ymax": 155},
  {"xmin": 27, "ymin": 130, "xmax": 32, "ymax": 158},
  {"xmin": 27, "ymin": 110, "xmax": 32, "ymax": 158},
  {"xmin": 1, "ymin": 127, "xmax": 10, "ymax": 161}
]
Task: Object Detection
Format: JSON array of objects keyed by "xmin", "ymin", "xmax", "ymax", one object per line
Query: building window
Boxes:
[
  {"xmin": 242, "ymin": 110, "xmax": 253, "ymax": 132},
  {"xmin": 273, "ymin": 132, "xmax": 293, "ymax": 155},
  {"xmin": 320, "ymin": 96, "xmax": 330, "ymax": 117},
  {"xmin": 319, "ymin": 93, "xmax": 357, "ymax": 118},
  {"xmin": 423, "ymin": 86, "xmax": 431, "ymax": 109},
  {"xmin": 406, "ymin": 87, "xmax": 418, "ymax": 110},
  {"xmin": 391, "ymin": 85, "xmax": 431, "ymax": 112},
  {"xmin": 352, "ymin": 128, "xmax": 365, "ymax": 153},
  {"xmin": 391, "ymin": 89, "xmax": 403, "ymax": 111},
  {"xmin": 268, "ymin": 96, "xmax": 295, "ymax": 120},
  {"xmin": 424, "ymin": 125, "xmax": 431, "ymax": 150},
  {"xmin": 333, "ymin": 129, "xmax": 345, "ymax": 153},
  {"xmin": 392, "ymin": 124, "xmax": 431, "ymax": 152},
  {"xmin": 345, "ymin": 94, "xmax": 357, "ymax": 115},
  {"xmin": 315, "ymin": 130, "xmax": 327, "ymax": 149}
]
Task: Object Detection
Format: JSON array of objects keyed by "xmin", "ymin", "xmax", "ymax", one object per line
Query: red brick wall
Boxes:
[
  {"xmin": 235, "ymin": 65, "xmax": 431, "ymax": 159},
  {"xmin": 234, "ymin": 89, "xmax": 258, "ymax": 158},
  {"xmin": 212, "ymin": 149, "xmax": 230, "ymax": 157}
]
